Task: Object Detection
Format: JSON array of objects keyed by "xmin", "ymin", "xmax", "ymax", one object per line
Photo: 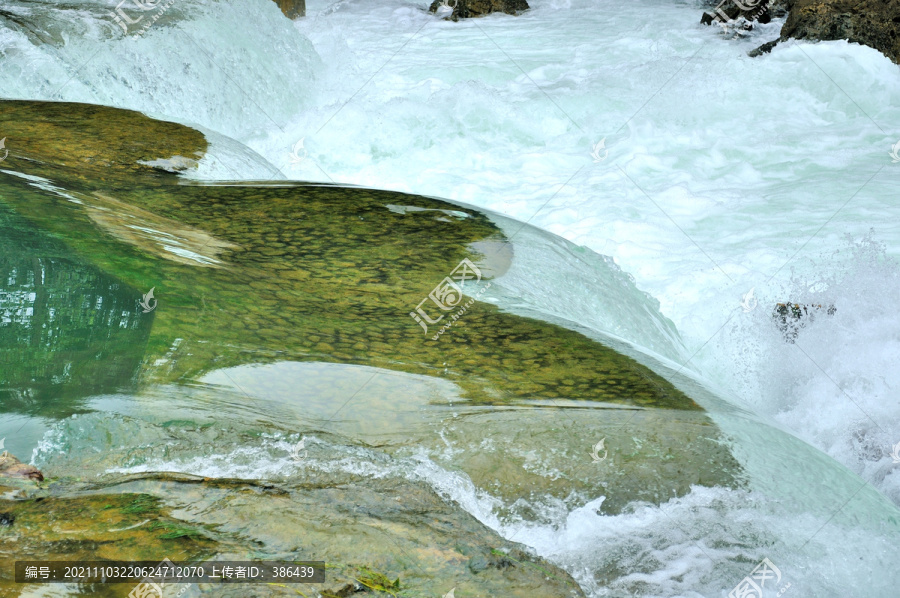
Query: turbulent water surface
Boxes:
[{"xmin": 2, "ymin": 0, "xmax": 900, "ymax": 596}]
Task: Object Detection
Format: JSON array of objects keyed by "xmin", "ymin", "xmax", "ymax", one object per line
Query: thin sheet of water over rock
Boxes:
[
  {"xmin": 0, "ymin": 100, "xmax": 747, "ymax": 596},
  {"xmin": 5, "ymin": 100, "xmax": 897, "ymax": 597}
]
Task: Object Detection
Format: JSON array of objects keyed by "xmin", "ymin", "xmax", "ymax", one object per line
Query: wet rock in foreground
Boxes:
[
  {"xmin": 0, "ymin": 476, "xmax": 585, "ymax": 597},
  {"xmin": 0, "ymin": 452, "xmax": 43, "ymax": 483}
]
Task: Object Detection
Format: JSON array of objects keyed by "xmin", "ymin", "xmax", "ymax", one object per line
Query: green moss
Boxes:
[
  {"xmin": 355, "ymin": 566, "xmax": 402, "ymax": 596},
  {"xmin": 0, "ymin": 147, "xmax": 702, "ymax": 411},
  {"xmin": 120, "ymin": 494, "xmax": 158, "ymax": 515},
  {"xmin": 147, "ymin": 520, "xmax": 206, "ymax": 540},
  {"xmin": 0, "ymin": 493, "xmax": 213, "ymax": 565}
]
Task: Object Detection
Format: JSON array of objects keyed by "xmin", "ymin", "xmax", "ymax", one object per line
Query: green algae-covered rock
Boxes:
[
  {"xmin": 0, "ymin": 101, "xmax": 706, "ymax": 412},
  {"xmin": 0, "ymin": 100, "xmax": 744, "ymax": 597}
]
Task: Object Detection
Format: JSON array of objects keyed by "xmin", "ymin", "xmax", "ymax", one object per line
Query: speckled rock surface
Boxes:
[{"xmin": 0, "ymin": 99, "xmax": 745, "ymax": 597}]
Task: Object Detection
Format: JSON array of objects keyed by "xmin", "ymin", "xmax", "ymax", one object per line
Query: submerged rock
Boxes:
[
  {"xmin": 0, "ymin": 101, "xmax": 724, "ymax": 416},
  {"xmin": 0, "ymin": 100, "xmax": 744, "ymax": 595},
  {"xmin": 429, "ymin": 0, "xmax": 529, "ymax": 21},
  {"xmin": 0, "ymin": 99, "xmax": 743, "ymax": 507},
  {"xmin": 748, "ymin": 38, "xmax": 781, "ymax": 56},
  {"xmin": 0, "ymin": 452, "xmax": 43, "ymax": 482},
  {"xmin": 0, "ymin": 477, "xmax": 586, "ymax": 597}
]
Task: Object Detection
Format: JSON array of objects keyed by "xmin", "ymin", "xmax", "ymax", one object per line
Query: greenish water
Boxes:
[
  {"xmin": 0, "ymin": 201, "xmax": 153, "ymax": 417},
  {"xmin": 0, "ymin": 100, "xmax": 745, "ymax": 597},
  {"xmin": 2, "ymin": 3, "xmax": 900, "ymax": 594}
]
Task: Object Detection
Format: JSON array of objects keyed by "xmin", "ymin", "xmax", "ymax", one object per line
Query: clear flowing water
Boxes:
[{"xmin": 2, "ymin": 0, "xmax": 900, "ymax": 596}]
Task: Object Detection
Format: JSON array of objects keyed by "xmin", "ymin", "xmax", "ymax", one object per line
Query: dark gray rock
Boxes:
[
  {"xmin": 738, "ymin": 0, "xmax": 900, "ymax": 63},
  {"xmin": 429, "ymin": 0, "xmax": 529, "ymax": 21},
  {"xmin": 779, "ymin": 0, "xmax": 900, "ymax": 63}
]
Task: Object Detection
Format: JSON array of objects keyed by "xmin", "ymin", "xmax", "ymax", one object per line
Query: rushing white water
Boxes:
[
  {"xmin": 30, "ymin": 376, "xmax": 900, "ymax": 597},
  {"xmin": 4, "ymin": 0, "xmax": 900, "ymax": 595},
  {"xmin": 717, "ymin": 235, "xmax": 900, "ymax": 505}
]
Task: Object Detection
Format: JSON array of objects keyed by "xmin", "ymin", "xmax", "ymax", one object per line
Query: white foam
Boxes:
[
  {"xmin": 715, "ymin": 236, "xmax": 900, "ymax": 505},
  {"xmin": 6, "ymin": 0, "xmax": 900, "ymax": 594},
  {"xmin": 29, "ymin": 408, "xmax": 900, "ymax": 597}
]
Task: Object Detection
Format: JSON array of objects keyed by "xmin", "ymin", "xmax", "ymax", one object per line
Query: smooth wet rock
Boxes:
[
  {"xmin": 0, "ymin": 101, "xmax": 207, "ymax": 181},
  {"xmin": 429, "ymin": 0, "xmax": 529, "ymax": 21},
  {"xmin": 0, "ymin": 478, "xmax": 586, "ymax": 597},
  {"xmin": 0, "ymin": 452, "xmax": 43, "ymax": 482},
  {"xmin": 0, "ymin": 99, "xmax": 743, "ymax": 515},
  {"xmin": 0, "ymin": 100, "xmax": 744, "ymax": 596}
]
